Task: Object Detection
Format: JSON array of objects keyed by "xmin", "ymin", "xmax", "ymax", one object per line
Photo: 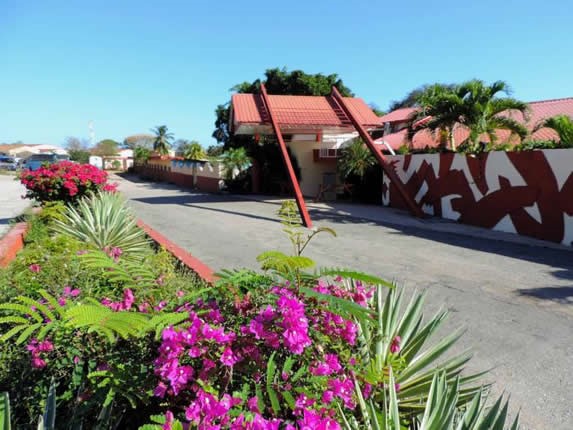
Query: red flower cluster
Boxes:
[{"xmin": 20, "ymin": 161, "xmax": 117, "ymax": 204}]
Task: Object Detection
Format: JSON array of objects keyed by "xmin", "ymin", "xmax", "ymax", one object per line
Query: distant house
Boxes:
[
  {"xmin": 374, "ymin": 97, "xmax": 573, "ymax": 150},
  {"xmin": 0, "ymin": 144, "xmax": 68, "ymax": 157}
]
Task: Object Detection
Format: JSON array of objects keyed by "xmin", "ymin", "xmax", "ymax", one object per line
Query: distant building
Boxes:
[{"xmin": 0, "ymin": 144, "xmax": 68, "ymax": 157}]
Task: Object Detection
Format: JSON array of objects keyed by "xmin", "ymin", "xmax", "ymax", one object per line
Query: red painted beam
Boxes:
[
  {"xmin": 260, "ymin": 83, "xmax": 313, "ymax": 228},
  {"xmin": 330, "ymin": 86, "xmax": 425, "ymax": 218}
]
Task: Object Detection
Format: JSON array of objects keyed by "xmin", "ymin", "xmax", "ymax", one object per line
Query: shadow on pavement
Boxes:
[
  {"xmin": 517, "ymin": 287, "xmax": 573, "ymax": 304},
  {"xmin": 122, "ymin": 174, "xmax": 573, "ymax": 291}
]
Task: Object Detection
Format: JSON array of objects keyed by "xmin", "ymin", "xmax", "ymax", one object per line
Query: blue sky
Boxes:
[{"xmin": 1, "ymin": 0, "xmax": 572, "ymax": 148}]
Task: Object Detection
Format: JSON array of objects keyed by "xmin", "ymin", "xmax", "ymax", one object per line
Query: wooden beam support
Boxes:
[
  {"xmin": 260, "ymin": 83, "xmax": 313, "ymax": 228},
  {"xmin": 331, "ymin": 86, "xmax": 425, "ymax": 218}
]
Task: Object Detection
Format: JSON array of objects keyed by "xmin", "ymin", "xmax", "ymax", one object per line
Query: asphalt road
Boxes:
[
  {"xmin": 116, "ymin": 174, "xmax": 573, "ymax": 430},
  {"xmin": 0, "ymin": 174, "xmax": 29, "ymax": 238}
]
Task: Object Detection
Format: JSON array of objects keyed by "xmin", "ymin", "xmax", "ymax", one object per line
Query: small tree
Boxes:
[
  {"xmin": 338, "ymin": 139, "xmax": 376, "ymax": 179},
  {"xmin": 92, "ymin": 139, "xmax": 120, "ymax": 156},
  {"xmin": 176, "ymin": 140, "xmax": 206, "ymax": 160},
  {"xmin": 220, "ymin": 147, "xmax": 252, "ymax": 180}
]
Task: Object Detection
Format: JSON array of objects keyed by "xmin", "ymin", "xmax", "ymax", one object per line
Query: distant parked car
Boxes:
[
  {"xmin": 0, "ymin": 156, "xmax": 18, "ymax": 171},
  {"xmin": 23, "ymin": 153, "xmax": 59, "ymax": 171}
]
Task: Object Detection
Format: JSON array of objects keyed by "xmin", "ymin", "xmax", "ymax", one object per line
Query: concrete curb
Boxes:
[
  {"xmin": 137, "ymin": 219, "xmax": 218, "ymax": 284},
  {"xmin": 0, "ymin": 222, "xmax": 28, "ymax": 268}
]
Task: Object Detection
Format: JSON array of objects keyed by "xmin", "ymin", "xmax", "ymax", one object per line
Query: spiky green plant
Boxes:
[
  {"xmin": 353, "ymin": 285, "xmax": 487, "ymax": 421},
  {"xmin": 52, "ymin": 192, "xmax": 150, "ymax": 257},
  {"xmin": 342, "ymin": 371, "xmax": 519, "ymax": 429}
]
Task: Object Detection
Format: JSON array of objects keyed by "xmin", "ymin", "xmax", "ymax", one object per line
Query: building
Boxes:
[
  {"xmin": 0, "ymin": 144, "xmax": 68, "ymax": 157},
  {"xmin": 375, "ymin": 97, "xmax": 573, "ymax": 150},
  {"xmin": 230, "ymin": 93, "xmax": 382, "ymax": 197}
]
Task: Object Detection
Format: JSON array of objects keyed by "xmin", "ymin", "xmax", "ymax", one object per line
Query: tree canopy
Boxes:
[
  {"xmin": 408, "ymin": 80, "xmax": 529, "ymax": 152},
  {"xmin": 388, "ymin": 83, "xmax": 456, "ymax": 112},
  {"xmin": 213, "ymin": 67, "xmax": 354, "ymax": 146},
  {"xmin": 91, "ymin": 139, "xmax": 120, "ymax": 156}
]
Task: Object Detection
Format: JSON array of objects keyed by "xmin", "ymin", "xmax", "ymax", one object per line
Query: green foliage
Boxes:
[
  {"xmin": 0, "ymin": 392, "xmax": 10, "ymax": 430},
  {"xmin": 220, "ymin": 147, "xmax": 252, "ymax": 181},
  {"xmin": 408, "ymin": 80, "xmax": 529, "ymax": 152},
  {"xmin": 278, "ymin": 200, "xmax": 336, "ymax": 256},
  {"xmin": 68, "ymin": 149, "xmax": 91, "ymax": 164},
  {"xmin": 92, "ymin": 140, "xmax": 120, "ymax": 157},
  {"xmin": 175, "ymin": 140, "xmax": 206, "ymax": 160},
  {"xmin": 344, "ymin": 372, "xmax": 519, "ymax": 430},
  {"xmin": 36, "ymin": 202, "xmax": 67, "ymax": 226},
  {"xmin": 134, "ymin": 147, "xmax": 152, "ymax": 163},
  {"xmin": 338, "ymin": 139, "xmax": 377, "ymax": 179},
  {"xmin": 151, "ymin": 126, "xmax": 174, "ymax": 155},
  {"xmin": 53, "ymin": 192, "xmax": 150, "ymax": 257},
  {"xmin": 534, "ymin": 114, "xmax": 573, "ymax": 146},
  {"xmin": 513, "ymin": 139, "xmax": 560, "ymax": 151}
]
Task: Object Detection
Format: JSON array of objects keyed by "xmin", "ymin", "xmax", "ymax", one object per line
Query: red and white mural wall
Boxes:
[{"xmin": 382, "ymin": 149, "xmax": 573, "ymax": 245}]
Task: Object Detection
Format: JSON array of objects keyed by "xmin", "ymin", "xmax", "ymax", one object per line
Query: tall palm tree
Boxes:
[
  {"xmin": 456, "ymin": 80, "xmax": 529, "ymax": 152},
  {"xmin": 338, "ymin": 138, "xmax": 376, "ymax": 179},
  {"xmin": 408, "ymin": 80, "xmax": 529, "ymax": 152},
  {"xmin": 534, "ymin": 115, "xmax": 573, "ymax": 146},
  {"xmin": 151, "ymin": 125, "xmax": 174, "ymax": 156}
]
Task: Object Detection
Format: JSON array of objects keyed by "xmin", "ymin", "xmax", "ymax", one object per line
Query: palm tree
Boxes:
[
  {"xmin": 407, "ymin": 84, "xmax": 464, "ymax": 150},
  {"xmin": 456, "ymin": 80, "xmax": 529, "ymax": 152},
  {"xmin": 220, "ymin": 147, "xmax": 252, "ymax": 180},
  {"xmin": 409, "ymin": 80, "xmax": 529, "ymax": 152},
  {"xmin": 151, "ymin": 125, "xmax": 174, "ymax": 156},
  {"xmin": 338, "ymin": 138, "xmax": 376, "ymax": 179},
  {"xmin": 183, "ymin": 141, "xmax": 206, "ymax": 160},
  {"xmin": 534, "ymin": 115, "xmax": 573, "ymax": 146}
]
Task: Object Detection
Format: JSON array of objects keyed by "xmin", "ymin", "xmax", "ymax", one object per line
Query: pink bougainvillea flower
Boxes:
[
  {"xmin": 28, "ymin": 264, "xmax": 41, "ymax": 273},
  {"xmin": 31, "ymin": 357, "xmax": 47, "ymax": 369},
  {"xmin": 220, "ymin": 347, "xmax": 239, "ymax": 367},
  {"xmin": 390, "ymin": 336, "xmax": 401, "ymax": 354},
  {"xmin": 162, "ymin": 410, "xmax": 174, "ymax": 430},
  {"xmin": 63, "ymin": 286, "xmax": 81, "ymax": 297}
]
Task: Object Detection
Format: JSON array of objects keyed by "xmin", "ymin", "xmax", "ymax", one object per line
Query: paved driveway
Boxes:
[
  {"xmin": 0, "ymin": 174, "xmax": 29, "ymax": 238},
  {"xmin": 116, "ymin": 174, "xmax": 573, "ymax": 430}
]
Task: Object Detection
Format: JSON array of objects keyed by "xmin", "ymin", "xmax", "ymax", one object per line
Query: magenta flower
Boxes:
[
  {"xmin": 28, "ymin": 264, "xmax": 41, "ymax": 273},
  {"xmin": 390, "ymin": 336, "xmax": 401, "ymax": 354},
  {"xmin": 63, "ymin": 286, "xmax": 81, "ymax": 297},
  {"xmin": 31, "ymin": 357, "xmax": 47, "ymax": 369},
  {"xmin": 220, "ymin": 347, "xmax": 239, "ymax": 367}
]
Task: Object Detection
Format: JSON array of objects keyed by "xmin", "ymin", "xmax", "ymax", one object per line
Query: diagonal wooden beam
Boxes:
[
  {"xmin": 260, "ymin": 83, "xmax": 313, "ymax": 228},
  {"xmin": 330, "ymin": 86, "xmax": 425, "ymax": 218}
]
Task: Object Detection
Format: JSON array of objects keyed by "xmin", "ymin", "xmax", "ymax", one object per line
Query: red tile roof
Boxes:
[
  {"xmin": 375, "ymin": 97, "xmax": 573, "ymax": 150},
  {"xmin": 232, "ymin": 94, "xmax": 381, "ymax": 130},
  {"xmin": 377, "ymin": 107, "xmax": 417, "ymax": 124}
]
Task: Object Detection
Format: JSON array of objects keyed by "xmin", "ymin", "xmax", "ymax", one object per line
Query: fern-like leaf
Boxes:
[{"xmin": 318, "ymin": 268, "xmax": 395, "ymax": 288}]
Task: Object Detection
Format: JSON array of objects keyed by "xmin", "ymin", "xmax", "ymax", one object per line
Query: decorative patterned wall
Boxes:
[{"xmin": 382, "ymin": 149, "xmax": 573, "ymax": 245}]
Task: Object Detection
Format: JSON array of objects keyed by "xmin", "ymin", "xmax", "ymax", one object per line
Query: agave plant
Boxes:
[
  {"xmin": 354, "ymin": 285, "xmax": 487, "ymax": 420},
  {"xmin": 53, "ymin": 192, "xmax": 150, "ymax": 257},
  {"xmin": 342, "ymin": 371, "xmax": 519, "ymax": 430}
]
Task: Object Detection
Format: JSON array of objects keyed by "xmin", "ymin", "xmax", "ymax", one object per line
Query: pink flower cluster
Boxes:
[
  {"xmin": 102, "ymin": 289, "xmax": 135, "ymax": 311},
  {"xmin": 26, "ymin": 338, "xmax": 53, "ymax": 369},
  {"xmin": 151, "ymin": 281, "xmax": 367, "ymax": 429},
  {"xmin": 20, "ymin": 161, "xmax": 117, "ymax": 203}
]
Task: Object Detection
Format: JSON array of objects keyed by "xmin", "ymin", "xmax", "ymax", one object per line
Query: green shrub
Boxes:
[{"xmin": 53, "ymin": 192, "xmax": 151, "ymax": 258}]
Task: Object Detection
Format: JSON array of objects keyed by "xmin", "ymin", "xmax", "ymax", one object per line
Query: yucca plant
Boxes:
[
  {"xmin": 354, "ymin": 285, "xmax": 487, "ymax": 422},
  {"xmin": 342, "ymin": 371, "xmax": 519, "ymax": 430},
  {"xmin": 53, "ymin": 192, "xmax": 150, "ymax": 257}
]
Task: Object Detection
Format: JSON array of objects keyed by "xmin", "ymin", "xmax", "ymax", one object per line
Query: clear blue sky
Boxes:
[{"xmin": 1, "ymin": 0, "xmax": 572, "ymax": 148}]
